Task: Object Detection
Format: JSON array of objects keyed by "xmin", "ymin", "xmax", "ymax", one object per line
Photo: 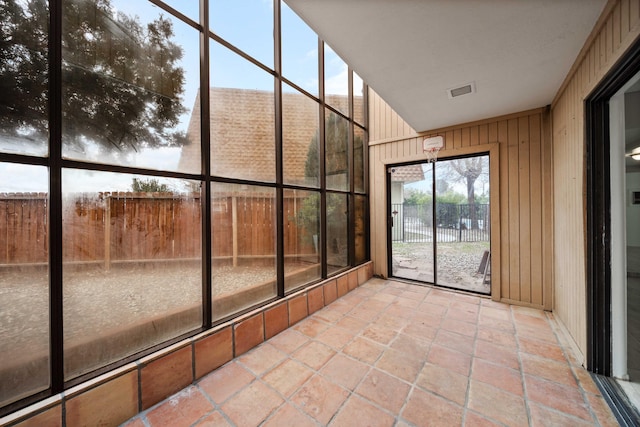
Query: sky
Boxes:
[
  {"xmin": 403, "ymin": 158, "xmax": 490, "ymax": 198},
  {"xmin": 1, "ymin": 0, "xmax": 350, "ymax": 193}
]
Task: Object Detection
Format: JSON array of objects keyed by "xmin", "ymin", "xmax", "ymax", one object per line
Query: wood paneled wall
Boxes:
[
  {"xmin": 551, "ymin": 0, "xmax": 640, "ymax": 361},
  {"xmin": 368, "ymin": 90, "xmax": 418, "ymax": 142},
  {"xmin": 368, "ymin": 102, "xmax": 553, "ymax": 310}
]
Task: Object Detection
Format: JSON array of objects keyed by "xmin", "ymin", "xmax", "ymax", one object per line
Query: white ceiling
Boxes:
[{"xmin": 285, "ymin": 0, "xmax": 607, "ymax": 133}]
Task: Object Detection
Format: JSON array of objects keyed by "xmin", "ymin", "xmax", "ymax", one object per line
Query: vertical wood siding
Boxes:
[
  {"xmin": 368, "ymin": 90, "xmax": 418, "ymax": 142},
  {"xmin": 368, "ymin": 103, "xmax": 553, "ymax": 310},
  {"xmin": 551, "ymin": 0, "xmax": 640, "ymax": 360}
]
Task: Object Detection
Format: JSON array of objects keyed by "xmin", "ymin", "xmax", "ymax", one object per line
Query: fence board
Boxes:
[{"xmin": 0, "ymin": 192, "xmax": 315, "ymax": 267}]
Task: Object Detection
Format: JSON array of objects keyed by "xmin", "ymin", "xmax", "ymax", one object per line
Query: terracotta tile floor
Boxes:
[{"xmin": 121, "ymin": 278, "xmax": 619, "ymax": 427}]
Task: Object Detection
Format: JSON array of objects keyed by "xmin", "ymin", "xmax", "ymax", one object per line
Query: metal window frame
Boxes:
[{"xmin": 0, "ymin": 0, "xmax": 370, "ymax": 415}]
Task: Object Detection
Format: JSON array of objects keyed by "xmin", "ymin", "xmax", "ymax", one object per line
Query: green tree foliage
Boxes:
[
  {"xmin": 0, "ymin": 0, "xmax": 188, "ymax": 154},
  {"xmin": 0, "ymin": 0, "xmax": 49, "ymax": 144},
  {"xmin": 404, "ymin": 188, "xmax": 432, "ymax": 205},
  {"xmin": 299, "ymin": 112, "xmax": 360, "ymax": 237},
  {"xmin": 446, "ymin": 156, "xmax": 489, "ymax": 229},
  {"xmin": 437, "ymin": 190, "xmax": 466, "ymax": 205},
  {"xmin": 131, "ymin": 178, "xmax": 170, "ymax": 193},
  {"xmin": 304, "ymin": 112, "xmax": 362, "ymax": 183},
  {"xmin": 404, "ymin": 188, "xmax": 467, "ymax": 205}
]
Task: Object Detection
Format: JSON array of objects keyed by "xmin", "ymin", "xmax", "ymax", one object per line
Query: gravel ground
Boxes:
[
  {"xmin": 0, "ymin": 263, "xmax": 277, "ymax": 357},
  {"xmin": 392, "ymin": 241, "xmax": 491, "ymax": 294},
  {"xmin": 2, "ymin": 242, "xmax": 488, "ymax": 362}
]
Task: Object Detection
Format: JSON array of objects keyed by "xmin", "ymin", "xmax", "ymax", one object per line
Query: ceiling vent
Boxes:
[{"xmin": 447, "ymin": 82, "xmax": 476, "ymax": 99}]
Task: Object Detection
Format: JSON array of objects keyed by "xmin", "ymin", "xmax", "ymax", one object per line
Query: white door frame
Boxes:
[{"xmin": 608, "ymin": 71, "xmax": 640, "ymax": 379}]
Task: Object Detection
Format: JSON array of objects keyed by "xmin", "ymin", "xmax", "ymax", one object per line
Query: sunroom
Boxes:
[{"xmin": 1, "ymin": 0, "xmax": 640, "ymax": 425}]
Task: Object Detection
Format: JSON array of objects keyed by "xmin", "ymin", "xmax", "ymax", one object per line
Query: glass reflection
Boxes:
[
  {"xmin": 61, "ymin": 0, "xmax": 200, "ymax": 173},
  {"xmin": 210, "ymin": 41, "xmax": 275, "ymax": 182},
  {"xmin": 211, "ymin": 183, "xmax": 277, "ymax": 321},
  {"xmin": 327, "ymin": 192, "xmax": 348, "ymax": 274},
  {"xmin": 210, "ymin": 0, "xmax": 273, "ymax": 68},
  {"xmin": 0, "ymin": 163, "xmax": 49, "ymax": 407},
  {"xmin": 283, "ymin": 84, "xmax": 319, "ymax": 187},
  {"xmin": 62, "ymin": 170, "xmax": 202, "ymax": 379},
  {"xmin": 285, "ymin": 189, "xmax": 321, "ymax": 291},
  {"xmin": 354, "ymin": 195, "xmax": 367, "ymax": 264},
  {"xmin": 354, "ymin": 125, "xmax": 365, "ymax": 193},
  {"xmin": 325, "ymin": 110, "xmax": 349, "ymax": 191},
  {"xmin": 353, "ymin": 72, "xmax": 365, "ymax": 125},
  {"xmin": 0, "ymin": 0, "xmax": 49, "ymax": 157},
  {"xmin": 324, "ymin": 44, "xmax": 348, "ymax": 116},
  {"xmin": 281, "ymin": 2, "xmax": 318, "ymax": 96},
  {"xmin": 160, "ymin": 0, "xmax": 199, "ymax": 21}
]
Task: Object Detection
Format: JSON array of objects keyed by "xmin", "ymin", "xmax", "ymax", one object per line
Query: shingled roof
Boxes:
[
  {"xmin": 390, "ymin": 165, "xmax": 425, "ymax": 183},
  {"xmin": 178, "ymin": 88, "xmax": 363, "ymax": 185}
]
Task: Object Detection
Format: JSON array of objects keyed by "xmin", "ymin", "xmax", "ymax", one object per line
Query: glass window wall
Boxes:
[
  {"xmin": 353, "ymin": 72, "xmax": 365, "ymax": 126},
  {"xmin": 326, "ymin": 192, "xmax": 348, "ymax": 274},
  {"xmin": 0, "ymin": 164, "xmax": 49, "ymax": 408},
  {"xmin": 324, "ymin": 44, "xmax": 348, "ymax": 116},
  {"xmin": 281, "ymin": 1, "xmax": 318, "ymax": 96},
  {"xmin": 210, "ymin": 0, "xmax": 274, "ymax": 69},
  {"xmin": 0, "ymin": 0, "xmax": 49, "ymax": 157},
  {"xmin": 354, "ymin": 125, "xmax": 365, "ymax": 193},
  {"xmin": 283, "ymin": 84, "xmax": 319, "ymax": 187},
  {"xmin": 325, "ymin": 110, "xmax": 349, "ymax": 191},
  {"xmin": 61, "ymin": 0, "xmax": 200, "ymax": 173},
  {"xmin": 0, "ymin": 0, "xmax": 367, "ymax": 413},
  {"xmin": 211, "ymin": 183, "xmax": 277, "ymax": 321},
  {"xmin": 354, "ymin": 195, "xmax": 368, "ymax": 264},
  {"xmin": 61, "ymin": 170, "xmax": 202, "ymax": 379},
  {"xmin": 210, "ymin": 41, "xmax": 275, "ymax": 182},
  {"xmin": 284, "ymin": 189, "xmax": 321, "ymax": 292}
]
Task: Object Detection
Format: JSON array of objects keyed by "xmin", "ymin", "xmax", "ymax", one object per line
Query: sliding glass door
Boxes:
[{"xmin": 389, "ymin": 154, "xmax": 490, "ymax": 294}]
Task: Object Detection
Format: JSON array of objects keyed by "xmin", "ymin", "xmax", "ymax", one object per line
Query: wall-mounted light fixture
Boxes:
[{"xmin": 627, "ymin": 146, "xmax": 640, "ymax": 161}]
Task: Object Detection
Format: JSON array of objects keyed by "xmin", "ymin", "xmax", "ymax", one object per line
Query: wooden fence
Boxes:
[
  {"xmin": 391, "ymin": 202, "xmax": 490, "ymax": 243},
  {"xmin": 0, "ymin": 192, "xmax": 315, "ymax": 267}
]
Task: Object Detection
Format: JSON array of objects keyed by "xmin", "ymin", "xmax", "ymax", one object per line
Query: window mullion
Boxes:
[{"xmin": 49, "ymin": 0, "xmax": 64, "ymax": 394}]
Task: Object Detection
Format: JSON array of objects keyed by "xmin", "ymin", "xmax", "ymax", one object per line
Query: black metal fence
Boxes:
[{"xmin": 391, "ymin": 202, "xmax": 489, "ymax": 242}]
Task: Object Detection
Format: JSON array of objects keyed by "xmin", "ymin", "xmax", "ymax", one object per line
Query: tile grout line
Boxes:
[
  {"xmin": 241, "ymin": 288, "xmax": 371, "ymax": 426},
  {"xmin": 322, "ymin": 283, "xmax": 402, "ymax": 425},
  {"xmin": 544, "ymin": 310, "xmax": 605, "ymax": 426},
  {"xmin": 295, "ymin": 286, "xmax": 381, "ymax": 426},
  {"xmin": 126, "ymin": 279, "xmax": 615, "ymax": 427},
  {"xmin": 460, "ymin": 290, "xmax": 482, "ymax": 427},
  {"xmin": 323, "ymin": 282, "xmax": 435, "ymax": 425},
  {"xmin": 511, "ymin": 304, "xmax": 534, "ymax": 427},
  {"xmin": 399, "ymin": 286, "xmax": 436, "ymax": 426}
]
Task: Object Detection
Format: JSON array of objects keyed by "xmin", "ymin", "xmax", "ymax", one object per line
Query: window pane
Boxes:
[
  {"xmin": 327, "ymin": 192, "xmax": 348, "ymax": 274},
  {"xmin": 61, "ymin": 0, "xmax": 200, "ymax": 173},
  {"xmin": 62, "ymin": 170, "xmax": 202, "ymax": 379},
  {"xmin": 210, "ymin": 41, "xmax": 275, "ymax": 182},
  {"xmin": 212, "ymin": 183, "xmax": 276, "ymax": 321},
  {"xmin": 283, "ymin": 84, "xmax": 319, "ymax": 187},
  {"xmin": 160, "ymin": 0, "xmax": 198, "ymax": 21},
  {"xmin": 354, "ymin": 195, "xmax": 367, "ymax": 264},
  {"xmin": 325, "ymin": 110, "xmax": 349, "ymax": 191},
  {"xmin": 281, "ymin": 2, "xmax": 318, "ymax": 96},
  {"xmin": 0, "ymin": 164, "xmax": 49, "ymax": 407},
  {"xmin": 284, "ymin": 189, "xmax": 320, "ymax": 292},
  {"xmin": 324, "ymin": 44, "xmax": 348, "ymax": 116},
  {"xmin": 354, "ymin": 125, "xmax": 365, "ymax": 193},
  {"xmin": 390, "ymin": 163, "xmax": 435, "ymax": 284},
  {"xmin": 210, "ymin": 0, "xmax": 273, "ymax": 68},
  {"xmin": 353, "ymin": 72, "xmax": 365, "ymax": 126},
  {"xmin": 0, "ymin": 0, "xmax": 48, "ymax": 157},
  {"xmin": 435, "ymin": 156, "xmax": 491, "ymax": 294}
]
